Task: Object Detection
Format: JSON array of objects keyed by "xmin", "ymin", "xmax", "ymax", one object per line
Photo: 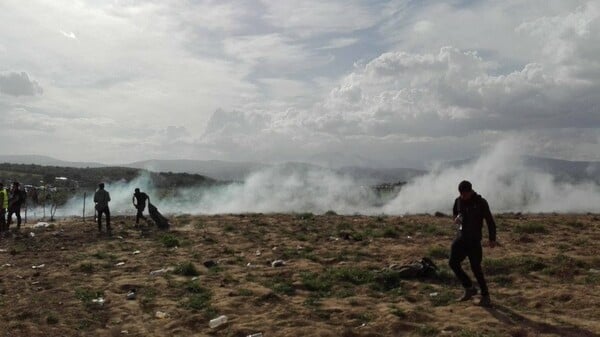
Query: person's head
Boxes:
[
  {"xmin": 98, "ymin": 183, "xmax": 105, "ymax": 190},
  {"xmin": 458, "ymin": 180, "xmax": 473, "ymax": 200},
  {"xmin": 135, "ymin": 188, "xmax": 140, "ymax": 193},
  {"xmin": 12, "ymin": 181, "xmax": 20, "ymax": 189}
]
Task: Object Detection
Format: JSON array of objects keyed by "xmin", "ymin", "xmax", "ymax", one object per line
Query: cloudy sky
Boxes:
[{"xmin": 1, "ymin": 0, "xmax": 599, "ymax": 168}]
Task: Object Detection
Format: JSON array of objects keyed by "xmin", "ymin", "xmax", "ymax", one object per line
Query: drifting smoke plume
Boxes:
[{"xmin": 56, "ymin": 139, "xmax": 600, "ymax": 218}]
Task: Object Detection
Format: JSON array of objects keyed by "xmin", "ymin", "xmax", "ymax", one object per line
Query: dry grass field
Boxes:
[{"xmin": 1, "ymin": 213, "xmax": 599, "ymax": 337}]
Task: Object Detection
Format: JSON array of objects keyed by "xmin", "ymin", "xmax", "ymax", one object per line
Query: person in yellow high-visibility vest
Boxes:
[{"xmin": 0, "ymin": 182, "xmax": 8, "ymax": 234}]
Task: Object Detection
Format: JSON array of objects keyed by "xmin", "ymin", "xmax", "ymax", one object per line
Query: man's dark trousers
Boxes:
[
  {"xmin": 97, "ymin": 207, "xmax": 111, "ymax": 233},
  {"xmin": 7, "ymin": 206, "xmax": 22, "ymax": 229},
  {"xmin": 449, "ymin": 236, "xmax": 489, "ymax": 296}
]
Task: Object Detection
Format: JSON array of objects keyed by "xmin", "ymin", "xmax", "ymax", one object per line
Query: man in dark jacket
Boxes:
[
  {"xmin": 449, "ymin": 180, "xmax": 497, "ymax": 307},
  {"xmin": 132, "ymin": 188, "xmax": 149, "ymax": 225},
  {"xmin": 7, "ymin": 182, "xmax": 26, "ymax": 230},
  {"xmin": 94, "ymin": 183, "xmax": 111, "ymax": 235}
]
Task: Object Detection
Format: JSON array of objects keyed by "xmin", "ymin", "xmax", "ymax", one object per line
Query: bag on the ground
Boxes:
[
  {"xmin": 390, "ymin": 257, "xmax": 439, "ymax": 278},
  {"xmin": 148, "ymin": 203, "xmax": 170, "ymax": 230}
]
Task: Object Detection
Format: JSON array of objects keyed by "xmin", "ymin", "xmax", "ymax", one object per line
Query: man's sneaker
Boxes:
[
  {"xmin": 478, "ymin": 295, "xmax": 492, "ymax": 307},
  {"xmin": 458, "ymin": 287, "xmax": 478, "ymax": 302}
]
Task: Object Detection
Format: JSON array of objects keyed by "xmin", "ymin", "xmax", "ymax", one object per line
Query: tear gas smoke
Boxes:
[{"xmin": 51, "ymin": 139, "xmax": 600, "ymax": 218}]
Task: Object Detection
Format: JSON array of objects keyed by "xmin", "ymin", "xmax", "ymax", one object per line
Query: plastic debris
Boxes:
[
  {"xmin": 247, "ymin": 333, "xmax": 263, "ymax": 337},
  {"xmin": 126, "ymin": 289, "xmax": 136, "ymax": 300},
  {"xmin": 132, "ymin": 250, "xmax": 141, "ymax": 255},
  {"xmin": 115, "ymin": 262, "xmax": 125, "ymax": 267},
  {"xmin": 429, "ymin": 292, "xmax": 439, "ymax": 297},
  {"xmin": 271, "ymin": 260, "xmax": 285, "ymax": 267},
  {"xmin": 33, "ymin": 222, "xmax": 50, "ymax": 228},
  {"xmin": 32, "ymin": 264, "xmax": 45, "ymax": 269},
  {"xmin": 92, "ymin": 297, "xmax": 105, "ymax": 305},
  {"xmin": 209, "ymin": 315, "xmax": 228, "ymax": 328},
  {"xmin": 29, "ymin": 232, "xmax": 35, "ymax": 238},
  {"xmin": 150, "ymin": 267, "xmax": 174, "ymax": 276}
]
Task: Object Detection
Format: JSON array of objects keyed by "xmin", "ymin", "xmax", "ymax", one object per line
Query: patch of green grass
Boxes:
[
  {"xmin": 381, "ymin": 225, "xmax": 400, "ymax": 238},
  {"xmin": 303, "ymin": 295, "xmax": 321, "ymax": 307},
  {"xmin": 263, "ymin": 274, "xmax": 295, "ymax": 296},
  {"xmin": 485, "ymin": 255, "xmax": 546, "ymax": 275},
  {"xmin": 237, "ymin": 288, "xmax": 254, "ymax": 296},
  {"xmin": 456, "ymin": 329, "xmax": 503, "ymax": 337},
  {"xmin": 46, "ymin": 313, "xmax": 59, "ymax": 325},
  {"xmin": 301, "ymin": 272, "xmax": 333, "ymax": 294},
  {"xmin": 389, "ymin": 305, "xmax": 407, "ymax": 318},
  {"xmin": 78, "ymin": 262, "xmax": 95, "ymax": 274},
  {"xmin": 514, "ymin": 222, "xmax": 548, "ymax": 234},
  {"xmin": 491, "ymin": 275, "xmax": 514, "ymax": 287},
  {"xmin": 416, "ymin": 325, "xmax": 439, "ymax": 336},
  {"xmin": 75, "ymin": 288, "xmax": 104, "ymax": 308},
  {"xmin": 160, "ymin": 234, "xmax": 180, "ymax": 248},
  {"xmin": 428, "ymin": 246, "xmax": 449, "ymax": 259},
  {"xmin": 91, "ymin": 251, "xmax": 117, "ymax": 261},
  {"xmin": 139, "ymin": 287, "xmax": 157, "ymax": 312},
  {"xmin": 543, "ymin": 254, "xmax": 588, "ymax": 280},
  {"xmin": 428, "ymin": 289, "xmax": 455, "ymax": 307},
  {"xmin": 585, "ymin": 273, "xmax": 600, "ymax": 285},
  {"xmin": 175, "ymin": 261, "xmax": 200, "ymax": 276},
  {"xmin": 371, "ymin": 270, "xmax": 404, "ymax": 291},
  {"xmin": 329, "ymin": 267, "xmax": 373, "ymax": 285}
]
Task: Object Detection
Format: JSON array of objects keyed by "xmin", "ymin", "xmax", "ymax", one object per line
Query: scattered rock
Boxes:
[{"xmin": 155, "ymin": 311, "xmax": 169, "ymax": 319}]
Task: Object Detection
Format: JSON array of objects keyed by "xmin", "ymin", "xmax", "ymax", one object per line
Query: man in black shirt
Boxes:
[
  {"xmin": 132, "ymin": 188, "xmax": 149, "ymax": 225},
  {"xmin": 449, "ymin": 180, "xmax": 497, "ymax": 307}
]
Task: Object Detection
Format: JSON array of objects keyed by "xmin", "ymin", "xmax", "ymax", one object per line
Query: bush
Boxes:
[
  {"xmin": 175, "ymin": 262, "xmax": 200, "ymax": 276},
  {"xmin": 160, "ymin": 234, "xmax": 180, "ymax": 248}
]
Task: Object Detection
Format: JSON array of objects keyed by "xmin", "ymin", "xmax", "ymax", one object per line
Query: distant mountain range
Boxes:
[
  {"xmin": 2, "ymin": 154, "xmax": 599, "ymax": 184},
  {"xmin": 0, "ymin": 155, "xmax": 105, "ymax": 168}
]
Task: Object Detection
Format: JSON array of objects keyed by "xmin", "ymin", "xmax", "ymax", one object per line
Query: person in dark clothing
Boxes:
[
  {"xmin": 94, "ymin": 183, "xmax": 111, "ymax": 235},
  {"xmin": 132, "ymin": 188, "xmax": 149, "ymax": 225},
  {"xmin": 7, "ymin": 182, "xmax": 26, "ymax": 230},
  {"xmin": 449, "ymin": 180, "xmax": 497, "ymax": 307}
]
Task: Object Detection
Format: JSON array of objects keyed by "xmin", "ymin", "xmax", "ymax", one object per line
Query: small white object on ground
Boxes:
[
  {"xmin": 271, "ymin": 260, "xmax": 285, "ymax": 267},
  {"xmin": 209, "ymin": 315, "xmax": 228, "ymax": 328},
  {"xmin": 29, "ymin": 232, "xmax": 35, "ymax": 237},
  {"xmin": 429, "ymin": 292, "xmax": 438, "ymax": 297},
  {"xmin": 115, "ymin": 262, "xmax": 125, "ymax": 266},
  {"xmin": 132, "ymin": 250, "xmax": 141, "ymax": 255},
  {"xmin": 150, "ymin": 267, "xmax": 175, "ymax": 276},
  {"xmin": 92, "ymin": 297, "xmax": 105, "ymax": 305},
  {"xmin": 155, "ymin": 311, "xmax": 168, "ymax": 319},
  {"xmin": 32, "ymin": 264, "xmax": 45, "ymax": 269},
  {"xmin": 247, "ymin": 333, "xmax": 263, "ymax": 337},
  {"xmin": 33, "ymin": 222, "xmax": 50, "ymax": 228}
]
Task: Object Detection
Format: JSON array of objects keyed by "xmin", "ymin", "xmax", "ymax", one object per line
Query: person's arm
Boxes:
[
  {"xmin": 107, "ymin": 192, "xmax": 111, "ymax": 202},
  {"xmin": 452, "ymin": 198, "xmax": 458, "ymax": 217},
  {"xmin": 132, "ymin": 195, "xmax": 136, "ymax": 206},
  {"xmin": 483, "ymin": 199, "xmax": 497, "ymax": 243}
]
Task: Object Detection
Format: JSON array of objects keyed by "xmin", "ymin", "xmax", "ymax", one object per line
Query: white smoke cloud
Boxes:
[{"xmin": 50, "ymin": 138, "xmax": 600, "ymax": 219}]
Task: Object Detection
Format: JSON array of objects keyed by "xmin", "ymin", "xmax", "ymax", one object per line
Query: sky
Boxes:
[{"xmin": 1, "ymin": 0, "xmax": 599, "ymax": 168}]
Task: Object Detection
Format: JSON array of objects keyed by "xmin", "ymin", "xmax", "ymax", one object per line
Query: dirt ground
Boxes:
[{"xmin": 1, "ymin": 213, "xmax": 599, "ymax": 337}]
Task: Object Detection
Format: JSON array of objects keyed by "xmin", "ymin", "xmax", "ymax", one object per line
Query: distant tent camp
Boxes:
[{"xmin": 148, "ymin": 203, "xmax": 170, "ymax": 230}]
